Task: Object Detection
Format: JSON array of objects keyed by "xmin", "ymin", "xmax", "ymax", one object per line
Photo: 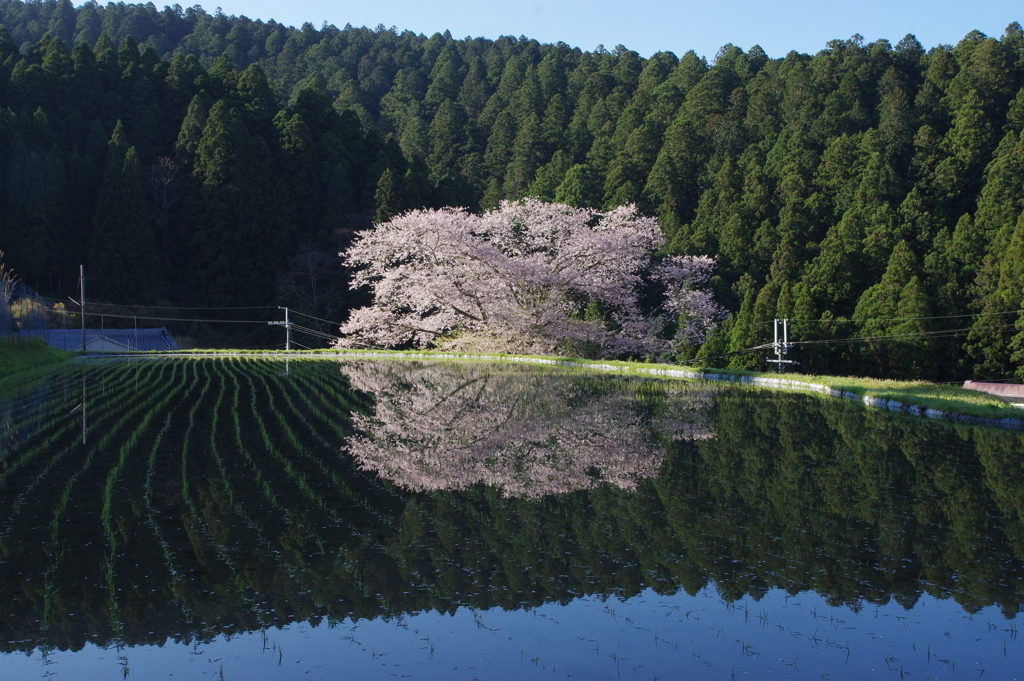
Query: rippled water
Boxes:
[{"xmin": 0, "ymin": 357, "xmax": 1021, "ymax": 680}]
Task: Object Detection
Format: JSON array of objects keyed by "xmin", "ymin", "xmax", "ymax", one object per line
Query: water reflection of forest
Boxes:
[{"xmin": 0, "ymin": 358, "xmax": 1021, "ymax": 655}]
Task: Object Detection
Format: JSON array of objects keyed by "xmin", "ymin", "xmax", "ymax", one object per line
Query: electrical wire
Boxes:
[
  {"xmin": 791, "ymin": 323, "xmax": 1016, "ymax": 345},
  {"xmin": 289, "ymin": 323, "xmax": 342, "ymax": 342},
  {"xmin": 682, "ymin": 323, "xmax": 1020, "ymax": 365},
  {"xmin": 76, "ymin": 311, "xmax": 271, "ymax": 324},
  {"xmin": 287, "ymin": 309, "xmax": 343, "ymax": 326},
  {"xmin": 41, "ymin": 295, "xmax": 277, "ymax": 311},
  {"xmin": 774, "ymin": 310, "xmax": 1021, "ymax": 324}
]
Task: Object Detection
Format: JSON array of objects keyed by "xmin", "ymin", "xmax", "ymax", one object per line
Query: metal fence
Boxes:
[
  {"xmin": 0, "ymin": 283, "xmax": 48, "ymax": 340},
  {"xmin": 0, "ymin": 296, "xmax": 11, "ymax": 339}
]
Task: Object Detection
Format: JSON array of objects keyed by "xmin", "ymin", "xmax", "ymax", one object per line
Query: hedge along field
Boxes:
[{"xmin": 0, "ymin": 356, "xmax": 1021, "ymax": 666}]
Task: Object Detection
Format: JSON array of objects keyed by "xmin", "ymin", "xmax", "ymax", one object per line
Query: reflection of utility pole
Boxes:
[
  {"xmin": 766, "ymin": 318, "xmax": 797, "ymax": 374},
  {"xmin": 268, "ymin": 306, "xmax": 292, "ymax": 351},
  {"xmin": 81, "ymin": 371, "xmax": 87, "ymax": 445}
]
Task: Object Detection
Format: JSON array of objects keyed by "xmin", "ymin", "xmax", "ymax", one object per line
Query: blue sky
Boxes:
[{"xmin": 207, "ymin": 0, "xmax": 1021, "ymax": 59}]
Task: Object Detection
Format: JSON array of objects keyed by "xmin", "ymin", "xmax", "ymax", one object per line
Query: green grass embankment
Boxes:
[
  {"xmin": 677, "ymin": 366, "xmax": 1021, "ymax": 423},
  {"xmin": 0, "ymin": 337, "xmax": 73, "ymax": 379}
]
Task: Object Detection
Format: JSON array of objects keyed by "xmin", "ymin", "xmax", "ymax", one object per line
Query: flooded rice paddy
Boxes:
[{"xmin": 0, "ymin": 357, "xmax": 1021, "ymax": 680}]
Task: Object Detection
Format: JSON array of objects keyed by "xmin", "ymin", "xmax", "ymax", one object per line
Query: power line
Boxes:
[
  {"xmin": 791, "ymin": 323, "xmax": 1016, "ymax": 346},
  {"xmin": 78, "ymin": 311, "xmax": 270, "ymax": 324},
  {"xmin": 40, "ymin": 294, "xmax": 277, "ymax": 311},
  {"xmin": 290, "ymin": 323, "xmax": 342, "ymax": 343},
  {"xmin": 770, "ymin": 310, "xmax": 1021, "ymax": 324},
  {"xmin": 287, "ymin": 309, "xmax": 343, "ymax": 326},
  {"xmin": 683, "ymin": 322, "xmax": 1019, "ymax": 365}
]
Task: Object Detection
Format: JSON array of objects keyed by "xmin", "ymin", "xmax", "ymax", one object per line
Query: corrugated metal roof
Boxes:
[{"xmin": 31, "ymin": 328, "xmax": 180, "ymax": 352}]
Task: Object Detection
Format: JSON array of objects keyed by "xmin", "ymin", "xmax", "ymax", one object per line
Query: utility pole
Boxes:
[
  {"xmin": 268, "ymin": 306, "xmax": 292, "ymax": 350},
  {"xmin": 765, "ymin": 318, "xmax": 797, "ymax": 374},
  {"xmin": 79, "ymin": 265, "xmax": 85, "ymax": 352}
]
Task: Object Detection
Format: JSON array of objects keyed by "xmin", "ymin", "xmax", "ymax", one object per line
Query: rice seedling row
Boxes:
[
  {"xmin": 222, "ymin": 363, "xmax": 289, "ymax": 517},
  {"xmin": 37, "ymin": 426, "xmax": 108, "ymax": 647},
  {"xmin": 196, "ymin": 364, "xmax": 310, "ymax": 626},
  {"xmin": 218, "ymin": 361, "xmax": 380, "ymax": 590},
  {"xmin": 100, "ymin": 361, "xmax": 189, "ymax": 640},
  {"xmin": 0, "ymin": 363, "xmax": 171, "ymax": 637},
  {"xmin": 211, "ymin": 359, "xmax": 329, "ymax": 579},
  {"xmin": 176, "ymin": 362, "xmax": 284, "ymax": 610},
  {"xmin": 239, "ymin": 368, "xmax": 340, "ymax": 547},
  {"xmin": 100, "ymin": 361, "xmax": 186, "ymax": 550},
  {"xmin": 0, "ymin": 363, "xmax": 169, "ymax": 542},
  {"xmin": 249, "ymin": 368, "xmax": 394, "ymax": 533},
  {"xmin": 0, "ymin": 363, "xmax": 151, "ymax": 494},
  {"xmin": 143, "ymin": 361, "xmax": 214, "ymax": 624},
  {"xmin": 280, "ymin": 368, "xmax": 407, "ymax": 519},
  {"xmin": 0, "ymin": 373, "xmax": 84, "ymax": 445},
  {"xmin": 190, "ymin": 362, "xmax": 284, "ymax": 599},
  {"xmin": 202, "ymin": 360, "xmax": 281, "ymax": 552},
  {"xmin": 292, "ymin": 362, "xmax": 371, "ymax": 426}
]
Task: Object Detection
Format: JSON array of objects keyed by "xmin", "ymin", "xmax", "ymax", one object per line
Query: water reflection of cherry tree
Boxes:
[{"xmin": 339, "ymin": 361, "xmax": 716, "ymax": 498}]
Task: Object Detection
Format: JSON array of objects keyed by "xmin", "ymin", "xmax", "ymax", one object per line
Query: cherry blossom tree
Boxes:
[
  {"xmin": 336, "ymin": 199, "xmax": 725, "ymax": 357},
  {"xmin": 339, "ymin": 361, "xmax": 716, "ymax": 498}
]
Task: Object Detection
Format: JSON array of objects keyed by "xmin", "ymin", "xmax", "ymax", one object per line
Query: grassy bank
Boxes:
[
  {"xmin": 682, "ymin": 367, "xmax": 1020, "ymax": 421},
  {"xmin": 0, "ymin": 337, "xmax": 73, "ymax": 378},
  {"xmin": 151, "ymin": 347, "xmax": 1022, "ymax": 423}
]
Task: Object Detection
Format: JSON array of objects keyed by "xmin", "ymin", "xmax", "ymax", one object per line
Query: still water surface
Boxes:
[{"xmin": 0, "ymin": 357, "xmax": 1021, "ymax": 679}]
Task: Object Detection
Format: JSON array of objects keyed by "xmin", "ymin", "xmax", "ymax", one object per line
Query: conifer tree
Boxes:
[
  {"xmin": 554, "ymin": 164, "xmax": 602, "ymax": 208},
  {"xmin": 88, "ymin": 122, "xmax": 165, "ymax": 304},
  {"xmin": 188, "ymin": 100, "xmax": 279, "ymax": 308},
  {"xmin": 853, "ymin": 240, "xmax": 921, "ymax": 376},
  {"xmin": 373, "ymin": 168, "xmax": 402, "ymax": 223}
]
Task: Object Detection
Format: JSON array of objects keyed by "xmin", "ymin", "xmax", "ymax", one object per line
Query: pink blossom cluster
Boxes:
[
  {"xmin": 339, "ymin": 361, "xmax": 717, "ymax": 498},
  {"xmin": 336, "ymin": 200, "xmax": 726, "ymax": 357}
]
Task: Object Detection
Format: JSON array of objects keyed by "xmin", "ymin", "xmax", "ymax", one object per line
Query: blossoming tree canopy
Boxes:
[{"xmin": 337, "ymin": 199, "xmax": 726, "ymax": 357}]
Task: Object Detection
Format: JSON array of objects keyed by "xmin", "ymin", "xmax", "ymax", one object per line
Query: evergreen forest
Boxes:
[{"xmin": 0, "ymin": 0, "xmax": 1023, "ymax": 380}]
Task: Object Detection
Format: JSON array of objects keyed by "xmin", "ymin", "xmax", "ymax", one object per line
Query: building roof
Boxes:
[{"xmin": 31, "ymin": 328, "xmax": 180, "ymax": 352}]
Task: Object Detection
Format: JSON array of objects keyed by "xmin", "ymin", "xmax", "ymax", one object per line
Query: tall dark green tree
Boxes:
[{"xmin": 87, "ymin": 121, "xmax": 165, "ymax": 303}]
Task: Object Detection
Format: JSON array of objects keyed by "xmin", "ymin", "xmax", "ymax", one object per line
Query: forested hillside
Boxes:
[{"xmin": 0, "ymin": 0, "xmax": 1022, "ymax": 379}]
